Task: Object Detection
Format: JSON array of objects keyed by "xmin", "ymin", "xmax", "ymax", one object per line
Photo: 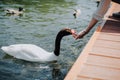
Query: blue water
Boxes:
[{"xmin": 0, "ymin": 0, "xmax": 97, "ymax": 80}]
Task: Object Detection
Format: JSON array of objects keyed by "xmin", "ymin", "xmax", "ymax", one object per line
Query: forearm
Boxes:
[
  {"xmin": 74, "ymin": 18, "xmax": 98, "ymax": 39},
  {"xmin": 75, "ymin": 0, "xmax": 111, "ymax": 39},
  {"xmin": 83, "ymin": 18, "xmax": 98, "ymax": 34},
  {"xmin": 83, "ymin": 0, "xmax": 111, "ymax": 34}
]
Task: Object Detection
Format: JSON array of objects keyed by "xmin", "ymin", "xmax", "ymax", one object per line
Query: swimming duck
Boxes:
[
  {"xmin": 73, "ymin": 9, "xmax": 81, "ymax": 19},
  {"xmin": 5, "ymin": 7, "xmax": 24, "ymax": 15},
  {"xmin": 96, "ymin": 0, "xmax": 101, "ymax": 7},
  {"xmin": 1, "ymin": 28, "xmax": 76, "ymax": 62}
]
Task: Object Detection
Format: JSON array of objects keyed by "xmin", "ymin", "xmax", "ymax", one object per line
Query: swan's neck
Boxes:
[
  {"xmin": 53, "ymin": 29, "xmax": 72, "ymax": 56},
  {"xmin": 54, "ymin": 31, "xmax": 64, "ymax": 56}
]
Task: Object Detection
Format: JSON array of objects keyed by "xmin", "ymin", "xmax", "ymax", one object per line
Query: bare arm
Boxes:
[
  {"xmin": 74, "ymin": 0, "xmax": 111, "ymax": 39},
  {"xmin": 75, "ymin": 18, "xmax": 98, "ymax": 39}
]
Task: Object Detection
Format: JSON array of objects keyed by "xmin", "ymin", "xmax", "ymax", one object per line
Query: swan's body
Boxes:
[
  {"xmin": 1, "ymin": 44, "xmax": 57, "ymax": 62},
  {"xmin": 73, "ymin": 9, "xmax": 81, "ymax": 19},
  {"xmin": 1, "ymin": 28, "xmax": 75, "ymax": 62},
  {"xmin": 5, "ymin": 7, "xmax": 24, "ymax": 15}
]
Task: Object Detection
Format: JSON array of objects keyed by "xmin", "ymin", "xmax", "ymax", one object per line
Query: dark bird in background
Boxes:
[{"xmin": 96, "ymin": 0, "xmax": 101, "ymax": 7}]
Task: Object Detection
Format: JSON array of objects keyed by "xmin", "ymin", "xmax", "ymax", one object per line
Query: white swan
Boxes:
[
  {"xmin": 1, "ymin": 28, "xmax": 75, "ymax": 62},
  {"xmin": 5, "ymin": 7, "xmax": 24, "ymax": 15}
]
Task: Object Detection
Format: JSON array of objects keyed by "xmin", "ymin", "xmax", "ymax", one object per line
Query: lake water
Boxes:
[{"xmin": 0, "ymin": 0, "xmax": 97, "ymax": 80}]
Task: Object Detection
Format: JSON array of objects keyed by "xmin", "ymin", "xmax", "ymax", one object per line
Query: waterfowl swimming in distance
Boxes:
[
  {"xmin": 5, "ymin": 7, "xmax": 24, "ymax": 15},
  {"xmin": 73, "ymin": 9, "xmax": 81, "ymax": 19},
  {"xmin": 96, "ymin": 0, "xmax": 101, "ymax": 7},
  {"xmin": 1, "ymin": 28, "xmax": 76, "ymax": 62}
]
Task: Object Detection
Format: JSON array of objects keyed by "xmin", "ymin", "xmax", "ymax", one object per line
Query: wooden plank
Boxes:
[
  {"xmin": 75, "ymin": 76, "xmax": 91, "ymax": 80},
  {"xmin": 98, "ymin": 32, "xmax": 120, "ymax": 42},
  {"xmin": 90, "ymin": 46, "xmax": 120, "ymax": 58},
  {"xmin": 86, "ymin": 55, "xmax": 120, "ymax": 69},
  {"xmin": 64, "ymin": 28, "xmax": 101, "ymax": 80},
  {"xmin": 94, "ymin": 39, "xmax": 120, "ymax": 49},
  {"xmin": 101, "ymin": 20, "xmax": 120, "ymax": 33},
  {"xmin": 78, "ymin": 64, "xmax": 120, "ymax": 80},
  {"xmin": 76, "ymin": 75, "xmax": 103, "ymax": 80}
]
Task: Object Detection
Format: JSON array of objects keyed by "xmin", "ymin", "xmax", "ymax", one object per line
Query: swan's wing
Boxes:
[{"xmin": 1, "ymin": 44, "xmax": 57, "ymax": 62}]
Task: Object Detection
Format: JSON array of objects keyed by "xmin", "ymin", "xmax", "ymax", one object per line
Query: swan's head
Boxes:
[{"xmin": 59, "ymin": 28, "xmax": 76, "ymax": 37}]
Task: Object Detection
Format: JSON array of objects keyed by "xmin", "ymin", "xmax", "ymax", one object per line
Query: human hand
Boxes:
[
  {"xmin": 70, "ymin": 29, "xmax": 78, "ymax": 38},
  {"xmin": 75, "ymin": 30, "xmax": 87, "ymax": 40}
]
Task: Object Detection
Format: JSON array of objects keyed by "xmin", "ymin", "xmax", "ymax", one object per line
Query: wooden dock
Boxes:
[{"xmin": 65, "ymin": 2, "xmax": 120, "ymax": 80}]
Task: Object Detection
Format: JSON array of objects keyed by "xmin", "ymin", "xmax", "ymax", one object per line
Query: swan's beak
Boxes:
[{"xmin": 71, "ymin": 29, "xmax": 77, "ymax": 37}]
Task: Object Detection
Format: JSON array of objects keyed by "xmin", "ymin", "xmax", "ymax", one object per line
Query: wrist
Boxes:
[{"xmin": 82, "ymin": 30, "xmax": 88, "ymax": 34}]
